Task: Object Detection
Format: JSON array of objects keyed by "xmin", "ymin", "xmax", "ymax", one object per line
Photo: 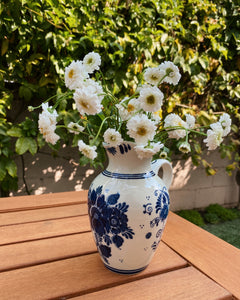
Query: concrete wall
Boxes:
[{"xmin": 11, "ymin": 146, "xmax": 239, "ymax": 211}]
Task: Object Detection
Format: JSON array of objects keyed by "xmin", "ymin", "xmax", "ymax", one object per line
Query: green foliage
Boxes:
[
  {"xmin": 177, "ymin": 209, "xmax": 205, "ymax": 226},
  {"xmin": 204, "ymin": 204, "xmax": 238, "ymax": 222},
  {"xmin": 203, "ymin": 212, "xmax": 221, "ymax": 224},
  {"xmin": 0, "ymin": 0, "xmax": 239, "ymax": 194}
]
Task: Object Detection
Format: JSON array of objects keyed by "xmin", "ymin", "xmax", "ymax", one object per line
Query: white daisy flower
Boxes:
[
  {"xmin": 138, "ymin": 85, "xmax": 164, "ymax": 113},
  {"xmin": 83, "ymin": 52, "xmax": 101, "ymax": 74},
  {"xmin": 41, "ymin": 103, "xmax": 58, "ymax": 125},
  {"xmin": 38, "ymin": 103, "xmax": 59, "ymax": 144},
  {"xmin": 64, "ymin": 60, "xmax": 89, "ymax": 90},
  {"xmin": 178, "ymin": 141, "xmax": 191, "ymax": 153},
  {"xmin": 38, "ymin": 113, "xmax": 52, "ymax": 135},
  {"xmin": 144, "ymin": 67, "xmax": 164, "ymax": 86},
  {"xmin": 219, "ymin": 113, "xmax": 231, "ymax": 137},
  {"xmin": 73, "ymin": 88, "xmax": 102, "ymax": 115},
  {"xmin": 44, "ymin": 129, "xmax": 60, "ymax": 145},
  {"xmin": 203, "ymin": 122, "xmax": 223, "ymax": 150},
  {"xmin": 78, "ymin": 140, "xmax": 97, "ymax": 160},
  {"xmin": 74, "ymin": 78, "xmax": 104, "ymax": 101},
  {"xmin": 126, "ymin": 114, "xmax": 156, "ymax": 145},
  {"xmin": 134, "ymin": 142, "xmax": 164, "ymax": 159},
  {"xmin": 68, "ymin": 122, "xmax": 84, "ymax": 134},
  {"xmin": 158, "ymin": 61, "xmax": 181, "ymax": 85},
  {"xmin": 164, "ymin": 113, "xmax": 187, "ymax": 140},
  {"xmin": 185, "ymin": 113, "xmax": 196, "ymax": 129},
  {"xmin": 116, "ymin": 98, "xmax": 140, "ymax": 121},
  {"xmin": 103, "ymin": 128, "xmax": 123, "ymax": 146},
  {"xmin": 85, "ymin": 79, "xmax": 104, "ymax": 100},
  {"xmin": 152, "ymin": 112, "xmax": 161, "ymax": 125}
]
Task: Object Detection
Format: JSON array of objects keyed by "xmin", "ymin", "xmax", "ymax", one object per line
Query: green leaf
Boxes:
[
  {"xmin": 7, "ymin": 127, "xmax": 23, "ymax": 137},
  {"xmin": 6, "ymin": 160, "xmax": 17, "ymax": 177},
  {"xmin": 1, "ymin": 39, "xmax": 9, "ymax": 56},
  {"xmin": 0, "ymin": 160, "xmax": 6, "ymax": 181},
  {"xmin": 206, "ymin": 167, "xmax": 216, "ymax": 176},
  {"xmin": 198, "ymin": 56, "xmax": 209, "ymax": 70},
  {"xmin": 27, "ymin": 138, "xmax": 38, "ymax": 155},
  {"xmin": 16, "ymin": 137, "xmax": 37, "ymax": 155},
  {"xmin": 16, "ymin": 137, "xmax": 29, "ymax": 155},
  {"xmin": 19, "ymin": 86, "xmax": 32, "ymax": 102}
]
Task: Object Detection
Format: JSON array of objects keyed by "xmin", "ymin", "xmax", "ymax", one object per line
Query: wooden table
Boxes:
[{"xmin": 0, "ymin": 191, "xmax": 240, "ymax": 300}]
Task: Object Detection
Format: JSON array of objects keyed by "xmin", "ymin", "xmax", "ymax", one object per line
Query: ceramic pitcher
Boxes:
[{"xmin": 88, "ymin": 142, "xmax": 173, "ymax": 274}]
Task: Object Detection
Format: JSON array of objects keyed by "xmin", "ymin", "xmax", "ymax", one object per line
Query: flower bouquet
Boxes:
[
  {"xmin": 32, "ymin": 52, "xmax": 232, "ymax": 167},
  {"xmin": 31, "ymin": 52, "xmax": 233, "ymax": 274}
]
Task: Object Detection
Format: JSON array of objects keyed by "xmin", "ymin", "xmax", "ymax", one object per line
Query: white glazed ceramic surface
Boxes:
[{"xmin": 88, "ymin": 142, "xmax": 173, "ymax": 274}]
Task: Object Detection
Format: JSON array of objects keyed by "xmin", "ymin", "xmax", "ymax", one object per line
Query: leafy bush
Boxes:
[
  {"xmin": 230, "ymin": 208, "xmax": 240, "ymax": 218},
  {"xmin": 0, "ymin": 0, "xmax": 239, "ymax": 195},
  {"xmin": 177, "ymin": 209, "xmax": 205, "ymax": 226},
  {"xmin": 203, "ymin": 212, "xmax": 221, "ymax": 224},
  {"xmin": 205, "ymin": 204, "xmax": 238, "ymax": 222}
]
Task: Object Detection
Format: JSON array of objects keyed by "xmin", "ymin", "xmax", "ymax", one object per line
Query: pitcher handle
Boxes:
[{"xmin": 151, "ymin": 159, "xmax": 173, "ymax": 190}]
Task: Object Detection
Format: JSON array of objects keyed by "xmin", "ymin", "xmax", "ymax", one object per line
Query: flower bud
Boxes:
[
  {"xmin": 159, "ymin": 151, "xmax": 168, "ymax": 159},
  {"xmin": 179, "ymin": 141, "xmax": 191, "ymax": 153}
]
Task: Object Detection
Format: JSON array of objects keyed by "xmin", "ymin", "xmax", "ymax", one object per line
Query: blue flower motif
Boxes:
[
  {"xmin": 106, "ymin": 147, "xmax": 117, "ymax": 155},
  {"xmin": 145, "ymin": 232, "xmax": 152, "ymax": 239},
  {"xmin": 146, "ymin": 187, "xmax": 170, "ymax": 232},
  {"xmin": 143, "ymin": 203, "xmax": 153, "ymax": 215},
  {"xmin": 160, "ymin": 204, "xmax": 169, "ymax": 221},
  {"xmin": 119, "ymin": 143, "xmax": 131, "ymax": 154},
  {"xmin": 88, "ymin": 185, "xmax": 135, "ymax": 263},
  {"xmin": 99, "ymin": 245, "xmax": 111, "ymax": 260},
  {"xmin": 155, "ymin": 187, "xmax": 169, "ymax": 215}
]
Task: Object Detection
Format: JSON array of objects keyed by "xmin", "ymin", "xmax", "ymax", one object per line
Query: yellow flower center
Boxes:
[
  {"xmin": 80, "ymin": 100, "xmax": 89, "ymax": 109},
  {"xmin": 110, "ymin": 135, "xmax": 116, "ymax": 141},
  {"xmin": 147, "ymin": 95, "xmax": 155, "ymax": 105},
  {"xmin": 69, "ymin": 69, "xmax": 74, "ymax": 78},
  {"xmin": 127, "ymin": 104, "xmax": 135, "ymax": 112},
  {"xmin": 151, "ymin": 75, "xmax": 158, "ymax": 81},
  {"xmin": 137, "ymin": 127, "xmax": 147, "ymax": 136},
  {"xmin": 87, "ymin": 58, "xmax": 93, "ymax": 64},
  {"xmin": 166, "ymin": 68, "xmax": 174, "ymax": 77}
]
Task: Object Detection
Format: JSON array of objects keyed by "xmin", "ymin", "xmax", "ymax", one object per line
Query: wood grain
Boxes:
[
  {"xmin": 0, "ymin": 232, "xmax": 96, "ymax": 271},
  {"xmin": 0, "ymin": 243, "xmax": 188, "ymax": 300},
  {"xmin": 78, "ymin": 266, "xmax": 232, "ymax": 300},
  {"xmin": 0, "ymin": 203, "xmax": 87, "ymax": 226},
  {"xmin": 162, "ymin": 211, "xmax": 240, "ymax": 299},
  {"xmin": 0, "ymin": 215, "xmax": 90, "ymax": 245},
  {"xmin": 0, "ymin": 190, "xmax": 88, "ymax": 212}
]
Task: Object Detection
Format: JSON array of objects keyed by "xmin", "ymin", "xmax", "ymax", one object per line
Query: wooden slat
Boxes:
[
  {"xmin": 0, "ymin": 190, "xmax": 88, "ymax": 212},
  {"xmin": 162, "ymin": 212, "xmax": 240, "ymax": 299},
  {"xmin": 0, "ymin": 203, "xmax": 88, "ymax": 226},
  {"xmin": 78, "ymin": 266, "xmax": 232, "ymax": 300},
  {"xmin": 0, "ymin": 232, "xmax": 96, "ymax": 271},
  {"xmin": 0, "ymin": 243, "xmax": 188, "ymax": 300},
  {"xmin": 0, "ymin": 215, "xmax": 90, "ymax": 245}
]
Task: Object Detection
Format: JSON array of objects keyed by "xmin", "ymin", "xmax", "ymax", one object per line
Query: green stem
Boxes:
[
  {"xmin": 56, "ymin": 125, "xmax": 89, "ymax": 136},
  {"xmin": 28, "ymin": 91, "xmax": 72, "ymax": 111},
  {"xmin": 52, "ymin": 91, "xmax": 73, "ymax": 110},
  {"xmin": 91, "ymin": 116, "xmax": 113, "ymax": 144},
  {"xmin": 164, "ymin": 126, "xmax": 207, "ymax": 136}
]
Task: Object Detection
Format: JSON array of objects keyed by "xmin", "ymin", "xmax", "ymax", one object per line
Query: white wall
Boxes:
[{"xmin": 11, "ymin": 146, "xmax": 239, "ymax": 211}]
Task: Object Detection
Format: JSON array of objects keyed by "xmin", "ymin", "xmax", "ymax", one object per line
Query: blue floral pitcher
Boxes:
[{"xmin": 88, "ymin": 142, "xmax": 173, "ymax": 274}]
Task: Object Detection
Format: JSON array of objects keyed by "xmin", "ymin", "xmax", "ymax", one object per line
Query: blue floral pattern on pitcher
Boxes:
[
  {"xmin": 143, "ymin": 187, "xmax": 170, "ymax": 251},
  {"xmin": 88, "ymin": 185, "xmax": 135, "ymax": 264}
]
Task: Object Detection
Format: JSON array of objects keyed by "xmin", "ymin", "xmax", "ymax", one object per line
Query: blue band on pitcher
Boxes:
[
  {"xmin": 104, "ymin": 264, "xmax": 147, "ymax": 274},
  {"xmin": 102, "ymin": 170, "xmax": 155, "ymax": 179}
]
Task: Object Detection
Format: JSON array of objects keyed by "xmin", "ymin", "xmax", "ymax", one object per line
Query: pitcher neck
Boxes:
[{"xmin": 104, "ymin": 142, "xmax": 152, "ymax": 174}]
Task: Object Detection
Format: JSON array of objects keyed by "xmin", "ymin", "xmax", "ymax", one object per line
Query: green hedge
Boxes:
[{"xmin": 0, "ymin": 0, "xmax": 239, "ymax": 195}]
